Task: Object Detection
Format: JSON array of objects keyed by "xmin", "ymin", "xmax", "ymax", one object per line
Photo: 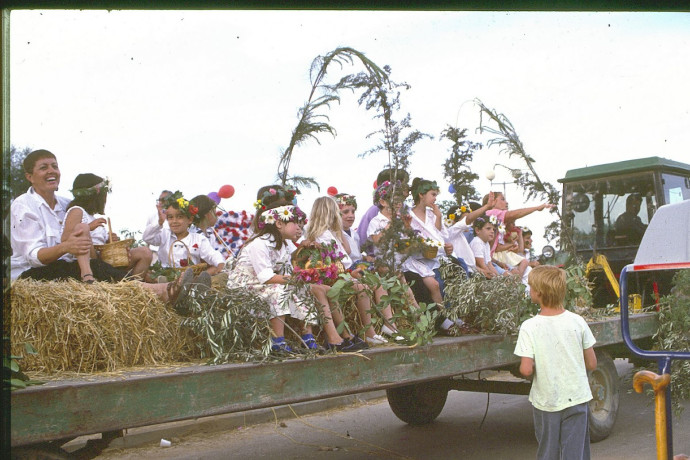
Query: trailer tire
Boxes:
[
  {"xmin": 588, "ymin": 350, "xmax": 619, "ymax": 442},
  {"xmin": 386, "ymin": 380, "xmax": 449, "ymax": 425}
]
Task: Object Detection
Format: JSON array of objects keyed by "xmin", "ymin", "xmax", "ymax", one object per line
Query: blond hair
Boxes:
[
  {"xmin": 528, "ymin": 265, "xmax": 566, "ymax": 307},
  {"xmin": 305, "ymin": 196, "xmax": 345, "ymax": 244}
]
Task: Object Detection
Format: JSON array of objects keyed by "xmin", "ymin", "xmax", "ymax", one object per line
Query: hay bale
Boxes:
[{"xmin": 10, "ymin": 278, "xmax": 199, "ymax": 375}]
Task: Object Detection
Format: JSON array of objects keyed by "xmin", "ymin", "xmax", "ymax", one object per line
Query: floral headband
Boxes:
[
  {"xmin": 71, "ymin": 178, "xmax": 111, "ymax": 198},
  {"xmin": 259, "ymin": 205, "xmax": 307, "ymax": 229},
  {"xmin": 412, "ymin": 180, "xmax": 439, "ymax": 198},
  {"xmin": 335, "ymin": 194, "xmax": 357, "ymax": 210},
  {"xmin": 162, "ymin": 190, "xmax": 198, "ymax": 219},
  {"xmin": 254, "ymin": 186, "xmax": 299, "ymax": 211},
  {"xmin": 373, "ymin": 180, "xmax": 404, "ymax": 204}
]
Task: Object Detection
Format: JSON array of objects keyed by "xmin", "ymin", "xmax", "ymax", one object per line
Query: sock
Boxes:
[{"xmin": 441, "ymin": 318, "xmax": 454, "ymax": 330}]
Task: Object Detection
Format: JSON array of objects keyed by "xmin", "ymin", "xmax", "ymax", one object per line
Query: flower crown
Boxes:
[
  {"xmin": 258, "ymin": 205, "xmax": 307, "ymax": 229},
  {"xmin": 162, "ymin": 190, "xmax": 198, "ymax": 219},
  {"xmin": 373, "ymin": 180, "xmax": 404, "ymax": 204},
  {"xmin": 71, "ymin": 178, "xmax": 111, "ymax": 198},
  {"xmin": 412, "ymin": 179, "xmax": 439, "ymax": 198},
  {"xmin": 473, "ymin": 214, "xmax": 499, "ymax": 227},
  {"xmin": 335, "ymin": 194, "xmax": 357, "ymax": 210},
  {"xmin": 254, "ymin": 186, "xmax": 299, "ymax": 211}
]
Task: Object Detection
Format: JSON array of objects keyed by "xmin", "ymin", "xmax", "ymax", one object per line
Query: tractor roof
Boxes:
[{"xmin": 558, "ymin": 156, "xmax": 690, "ymax": 183}]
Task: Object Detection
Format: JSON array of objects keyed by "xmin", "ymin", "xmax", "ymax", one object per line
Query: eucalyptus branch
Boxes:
[
  {"xmin": 277, "ymin": 47, "xmax": 389, "ymax": 188},
  {"xmin": 474, "ymin": 99, "xmax": 578, "ymax": 260}
]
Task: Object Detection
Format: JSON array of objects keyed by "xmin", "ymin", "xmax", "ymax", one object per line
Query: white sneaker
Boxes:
[
  {"xmin": 454, "ymin": 318, "xmax": 465, "ymax": 327},
  {"xmin": 381, "ymin": 325, "xmax": 405, "ymax": 342},
  {"xmin": 366, "ymin": 334, "xmax": 388, "ymax": 345}
]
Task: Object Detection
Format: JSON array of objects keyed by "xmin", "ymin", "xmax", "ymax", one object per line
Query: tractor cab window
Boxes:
[
  {"xmin": 564, "ymin": 172, "xmax": 657, "ymax": 250},
  {"xmin": 662, "ymin": 173, "xmax": 690, "ymax": 204}
]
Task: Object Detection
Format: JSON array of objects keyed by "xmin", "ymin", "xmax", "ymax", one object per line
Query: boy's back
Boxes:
[{"xmin": 515, "ymin": 310, "xmax": 596, "ymax": 411}]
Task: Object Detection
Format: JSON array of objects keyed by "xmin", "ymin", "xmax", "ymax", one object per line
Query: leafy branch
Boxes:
[
  {"xmin": 440, "ymin": 125, "xmax": 482, "ymax": 204},
  {"xmin": 475, "ymin": 99, "xmax": 578, "ymax": 260},
  {"xmin": 276, "ymin": 47, "xmax": 390, "ymax": 189}
]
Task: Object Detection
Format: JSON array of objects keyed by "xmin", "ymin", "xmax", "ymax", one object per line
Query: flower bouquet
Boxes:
[
  {"xmin": 291, "ymin": 240, "xmax": 346, "ymax": 286},
  {"xmin": 421, "ymin": 238, "xmax": 443, "ymax": 259}
]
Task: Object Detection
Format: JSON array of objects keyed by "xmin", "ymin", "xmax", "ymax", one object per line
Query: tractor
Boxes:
[{"xmin": 555, "ymin": 156, "xmax": 690, "ymax": 307}]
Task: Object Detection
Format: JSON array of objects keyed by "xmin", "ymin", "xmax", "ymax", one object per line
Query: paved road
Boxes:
[{"xmin": 96, "ymin": 360, "xmax": 688, "ymax": 459}]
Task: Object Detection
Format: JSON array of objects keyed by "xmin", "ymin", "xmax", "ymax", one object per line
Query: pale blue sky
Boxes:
[{"xmin": 9, "ymin": 10, "xmax": 690, "ymax": 251}]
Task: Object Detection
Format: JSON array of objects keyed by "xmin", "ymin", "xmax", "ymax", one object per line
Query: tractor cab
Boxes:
[{"xmin": 559, "ymin": 157, "xmax": 690, "ymax": 306}]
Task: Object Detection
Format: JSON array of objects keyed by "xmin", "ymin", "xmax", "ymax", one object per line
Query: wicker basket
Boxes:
[
  {"xmin": 422, "ymin": 245, "xmax": 439, "ymax": 259},
  {"xmin": 95, "ymin": 238, "xmax": 134, "ymax": 267},
  {"xmin": 169, "ymin": 240, "xmax": 208, "ymax": 275}
]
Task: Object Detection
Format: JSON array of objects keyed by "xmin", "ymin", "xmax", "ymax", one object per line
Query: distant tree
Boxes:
[
  {"xmin": 9, "ymin": 145, "xmax": 32, "ymax": 200},
  {"xmin": 440, "ymin": 126, "xmax": 482, "ymax": 205}
]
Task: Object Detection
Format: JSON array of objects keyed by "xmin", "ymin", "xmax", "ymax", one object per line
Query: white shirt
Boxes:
[
  {"xmin": 445, "ymin": 217, "xmax": 476, "ymax": 272},
  {"xmin": 408, "ymin": 207, "xmax": 447, "ymax": 271},
  {"xmin": 469, "ymin": 236, "xmax": 492, "ymax": 266},
  {"xmin": 143, "ymin": 225, "xmax": 225, "ymax": 268},
  {"xmin": 366, "ymin": 213, "xmax": 391, "ymax": 258},
  {"xmin": 314, "ymin": 229, "xmax": 353, "ymax": 269},
  {"xmin": 514, "ymin": 311, "xmax": 596, "ymax": 412},
  {"xmin": 343, "ymin": 228, "xmax": 362, "ymax": 261},
  {"xmin": 10, "ymin": 187, "xmax": 71, "ymax": 280},
  {"xmin": 235, "ymin": 234, "xmax": 291, "ymax": 283}
]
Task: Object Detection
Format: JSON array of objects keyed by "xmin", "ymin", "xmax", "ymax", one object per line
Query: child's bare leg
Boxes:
[
  {"xmin": 354, "ymin": 283, "xmax": 377, "ymax": 338},
  {"xmin": 269, "ymin": 316, "xmax": 286, "ymax": 338},
  {"xmin": 128, "ymin": 246, "xmax": 153, "ymax": 280},
  {"xmin": 310, "ymin": 284, "xmax": 345, "ymax": 344},
  {"xmin": 422, "ymin": 276, "xmax": 443, "ymax": 305}
]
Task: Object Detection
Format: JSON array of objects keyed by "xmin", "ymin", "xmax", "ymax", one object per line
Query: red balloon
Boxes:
[
  {"xmin": 373, "ymin": 180, "xmax": 378, "ymax": 189},
  {"xmin": 218, "ymin": 184, "xmax": 235, "ymax": 199},
  {"xmin": 327, "ymin": 186, "xmax": 338, "ymax": 196}
]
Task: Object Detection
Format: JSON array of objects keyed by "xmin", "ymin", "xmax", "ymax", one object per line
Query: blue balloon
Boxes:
[{"xmin": 449, "ymin": 184, "xmax": 456, "ymax": 194}]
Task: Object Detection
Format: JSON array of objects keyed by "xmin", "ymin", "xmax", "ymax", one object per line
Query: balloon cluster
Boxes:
[
  {"xmin": 208, "ymin": 184, "xmax": 235, "ymax": 204},
  {"xmin": 210, "ymin": 209, "xmax": 254, "ymax": 257}
]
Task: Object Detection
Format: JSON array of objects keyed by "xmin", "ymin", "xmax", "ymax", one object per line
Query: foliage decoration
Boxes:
[
  {"xmin": 440, "ymin": 126, "xmax": 482, "ymax": 204},
  {"xmin": 2, "ymin": 338, "xmax": 44, "ymax": 390},
  {"xmin": 276, "ymin": 47, "xmax": 390, "ymax": 190},
  {"xmin": 474, "ymin": 99, "xmax": 578, "ymax": 260}
]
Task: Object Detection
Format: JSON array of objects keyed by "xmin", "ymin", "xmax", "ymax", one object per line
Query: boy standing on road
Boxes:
[{"xmin": 514, "ymin": 265, "xmax": 598, "ymax": 460}]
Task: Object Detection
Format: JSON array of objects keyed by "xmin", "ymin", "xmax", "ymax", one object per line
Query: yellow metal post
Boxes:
[{"xmin": 633, "ymin": 370, "xmax": 671, "ymax": 460}]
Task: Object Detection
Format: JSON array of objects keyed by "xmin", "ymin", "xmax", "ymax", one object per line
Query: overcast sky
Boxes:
[{"xmin": 9, "ymin": 10, "xmax": 690, "ymax": 251}]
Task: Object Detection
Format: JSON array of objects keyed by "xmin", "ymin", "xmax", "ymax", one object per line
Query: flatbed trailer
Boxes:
[{"xmin": 10, "ymin": 313, "xmax": 657, "ymax": 455}]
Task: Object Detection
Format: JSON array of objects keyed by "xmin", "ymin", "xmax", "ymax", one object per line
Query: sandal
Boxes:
[{"xmin": 81, "ymin": 273, "xmax": 96, "ymax": 284}]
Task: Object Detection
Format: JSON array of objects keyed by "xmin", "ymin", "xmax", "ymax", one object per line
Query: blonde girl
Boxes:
[
  {"xmin": 228, "ymin": 193, "xmax": 359, "ymax": 353},
  {"xmin": 306, "ymin": 196, "xmax": 387, "ymax": 346},
  {"xmin": 143, "ymin": 191, "xmax": 225, "ymax": 275}
]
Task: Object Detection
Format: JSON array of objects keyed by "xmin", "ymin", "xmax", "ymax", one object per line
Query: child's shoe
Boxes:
[
  {"xmin": 300, "ymin": 333, "xmax": 320, "ymax": 350},
  {"xmin": 325, "ymin": 338, "xmax": 368, "ymax": 353},
  {"xmin": 366, "ymin": 334, "xmax": 388, "ymax": 345},
  {"xmin": 349, "ymin": 335, "xmax": 370, "ymax": 350},
  {"xmin": 271, "ymin": 337, "xmax": 294, "ymax": 354},
  {"xmin": 381, "ymin": 324, "xmax": 405, "ymax": 342}
]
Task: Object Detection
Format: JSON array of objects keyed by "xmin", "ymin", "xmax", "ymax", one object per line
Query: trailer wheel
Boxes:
[
  {"xmin": 588, "ymin": 351, "xmax": 619, "ymax": 442},
  {"xmin": 386, "ymin": 380, "xmax": 449, "ymax": 425}
]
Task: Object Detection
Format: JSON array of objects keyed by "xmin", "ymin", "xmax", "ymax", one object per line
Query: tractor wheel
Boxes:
[
  {"xmin": 386, "ymin": 380, "xmax": 449, "ymax": 425},
  {"xmin": 588, "ymin": 351, "xmax": 620, "ymax": 442}
]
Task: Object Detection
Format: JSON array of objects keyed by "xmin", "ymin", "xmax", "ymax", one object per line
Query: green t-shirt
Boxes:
[{"xmin": 514, "ymin": 310, "xmax": 596, "ymax": 412}]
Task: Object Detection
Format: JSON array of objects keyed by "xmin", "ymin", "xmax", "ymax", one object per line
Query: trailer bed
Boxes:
[{"xmin": 11, "ymin": 313, "xmax": 657, "ymax": 447}]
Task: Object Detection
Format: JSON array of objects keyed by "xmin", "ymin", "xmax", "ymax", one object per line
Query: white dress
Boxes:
[
  {"xmin": 60, "ymin": 206, "xmax": 109, "ymax": 262},
  {"xmin": 226, "ymin": 235, "xmax": 311, "ymax": 321},
  {"xmin": 407, "ymin": 208, "xmax": 447, "ymax": 278}
]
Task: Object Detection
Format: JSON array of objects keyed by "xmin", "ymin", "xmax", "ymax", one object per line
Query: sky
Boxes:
[{"xmin": 8, "ymin": 10, "xmax": 690, "ymax": 252}]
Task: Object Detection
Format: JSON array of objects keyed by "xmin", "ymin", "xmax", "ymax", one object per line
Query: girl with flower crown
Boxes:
[
  {"xmin": 305, "ymin": 196, "xmax": 390, "ymax": 346},
  {"xmin": 405, "ymin": 177, "xmax": 449, "ymax": 308},
  {"xmin": 61, "ymin": 173, "xmax": 153, "ymax": 283},
  {"xmin": 142, "ymin": 191, "xmax": 225, "ymax": 276},
  {"xmin": 228, "ymin": 191, "xmax": 359, "ymax": 354}
]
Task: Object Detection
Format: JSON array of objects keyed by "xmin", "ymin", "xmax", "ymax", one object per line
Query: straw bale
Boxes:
[{"xmin": 10, "ymin": 278, "xmax": 200, "ymax": 376}]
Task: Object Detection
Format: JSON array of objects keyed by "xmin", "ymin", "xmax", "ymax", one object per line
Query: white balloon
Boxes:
[{"xmin": 486, "ymin": 170, "xmax": 496, "ymax": 181}]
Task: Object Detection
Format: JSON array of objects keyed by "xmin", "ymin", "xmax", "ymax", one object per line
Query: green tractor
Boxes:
[{"xmin": 555, "ymin": 156, "xmax": 690, "ymax": 307}]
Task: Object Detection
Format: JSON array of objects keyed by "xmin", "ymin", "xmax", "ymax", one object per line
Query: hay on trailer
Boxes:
[{"xmin": 10, "ymin": 278, "xmax": 200, "ymax": 376}]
